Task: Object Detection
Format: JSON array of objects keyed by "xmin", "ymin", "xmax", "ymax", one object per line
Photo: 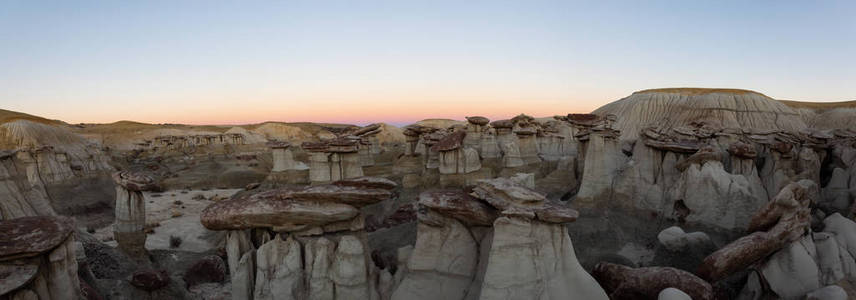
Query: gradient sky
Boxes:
[{"xmin": 1, "ymin": 1, "xmax": 854, "ymax": 126}]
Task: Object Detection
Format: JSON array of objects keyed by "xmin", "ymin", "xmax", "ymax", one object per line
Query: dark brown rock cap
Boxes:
[
  {"xmin": 266, "ymin": 140, "xmax": 291, "ymax": 149},
  {"xmin": 418, "ymin": 189, "xmax": 498, "ymax": 226},
  {"xmin": 466, "ymin": 116, "xmax": 490, "ymax": 126},
  {"xmin": 301, "ymin": 141, "xmax": 329, "ymax": 152},
  {"xmin": 0, "ymin": 216, "xmax": 75, "ymax": 262},
  {"xmin": 567, "ymin": 113, "xmax": 603, "ymax": 127},
  {"xmin": 469, "ymin": 178, "xmax": 578, "ymax": 224},
  {"xmin": 490, "ymin": 119, "xmax": 514, "ymax": 129},
  {"xmin": 291, "ymin": 184, "xmax": 393, "ymax": 207},
  {"xmin": 727, "ymin": 141, "xmax": 757, "ymax": 159},
  {"xmin": 333, "ymin": 176, "xmax": 397, "ymax": 190},
  {"xmin": 113, "ymin": 171, "xmax": 159, "ymax": 192},
  {"xmin": 352, "ymin": 123, "xmax": 382, "ymax": 136},
  {"xmin": 430, "ymin": 131, "xmax": 466, "ymax": 152}
]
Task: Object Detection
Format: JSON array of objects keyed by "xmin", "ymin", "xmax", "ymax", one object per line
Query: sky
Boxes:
[{"xmin": 1, "ymin": 1, "xmax": 854, "ymax": 126}]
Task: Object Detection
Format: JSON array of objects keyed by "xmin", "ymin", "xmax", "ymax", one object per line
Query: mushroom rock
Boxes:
[
  {"xmin": 499, "ymin": 140, "xmax": 524, "ymax": 168},
  {"xmin": 391, "ymin": 210, "xmax": 480, "ymax": 300},
  {"xmin": 327, "ymin": 138, "xmax": 365, "ymax": 180},
  {"xmin": 201, "ymin": 180, "xmax": 388, "ymax": 300},
  {"xmin": 479, "ymin": 216, "xmax": 604, "ymax": 300},
  {"xmin": 492, "ymin": 120, "xmax": 525, "ymax": 168},
  {"xmin": 514, "ymin": 125, "xmax": 541, "ymax": 165},
  {"xmin": 303, "ymin": 142, "xmax": 334, "ymax": 183},
  {"xmin": 592, "ymin": 262, "xmax": 712, "ymax": 300},
  {"xmin": 431, "ymin": 131, "xmax": 481, "ymax": 175},
  {"xmin": 302, "ymin": 138, "xmax": 364, "ymax": 183},
  {"xmin": 592, "ymin": 88, "xmax": 807, "ymax": 140},
  {"xmin": 401, "ymin": 125, "xmax": 424, "ymax": 156},
  {"xmin": 698, "ymin": 180, "xmax": 814, "ymax": 282},
  {"xmin": 421, "ymin": 131, "xmax": 444, "ymax": 169},
  {"xmin": 464, "ymin": 116, "xmax": 489, "ymax": 153},
  {"xmin": 267, "ymin": 141, "xmax": 308, "ymax": 172},
  {"xmin": 392, "ymin": 179, "xmax": 603, "ymax": 300},
  {"xmin": 0, "ymin": 216, "xmax": 80, "ymax": 300},
  {"xmin": 574, "ymin": 127, "xmax": 624, "ymax": 207},
  {"xmin": 112, "ymin": 171, "xmax": 158, "ymax": 259},
  {"xmin": 536, "ymin": 121, "xmax": 567, "ymax": 161},
  {"xmin": 479, "ymin": 128, "xmax": 502, "ymax": 159}
]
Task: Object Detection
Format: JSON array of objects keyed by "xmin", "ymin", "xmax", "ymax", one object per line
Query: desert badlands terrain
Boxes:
[{"xmin": 3, "ymin": 88, "xmax": 856, "ymax": 300}]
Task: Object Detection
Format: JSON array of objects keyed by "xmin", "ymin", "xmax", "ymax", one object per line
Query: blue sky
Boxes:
[{"xmin": 0, "ymin": 0, "xmax": 854, "ymax": 125}]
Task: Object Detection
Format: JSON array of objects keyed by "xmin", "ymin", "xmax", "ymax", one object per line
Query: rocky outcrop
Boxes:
[
  {"xmin": 0, "ymin": 216, "xmax": 80, "ymax": 300},
  {"xmin": 0, "ymin": 119, "xmax": 113, "ymax": 223},
  {"xmin": 112, "ymin": 171, "xmax": 158, "ymax": 259},
  {"xmin": 201, "ymin": 177, "xmax": 396, "ymax": 300},
  {"xmin": 592, "ymin": 88, "xmax": 807, "ymax": 140},
  {"xmin": 391, "ymin": 178, "xmax": 607, "ymax": 300}
]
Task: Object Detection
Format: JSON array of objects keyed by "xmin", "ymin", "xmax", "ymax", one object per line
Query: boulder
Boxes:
[
  {"xmin": 592, "ymin": 262, "xmax": 712, "ymax": 300},
  {"xmin": 183, "ymin": 255, "xmax": 227, "ymax": 288},
  {"xmin": 129, "ymin": 269, "xmax": 170, "ymax": 292}
]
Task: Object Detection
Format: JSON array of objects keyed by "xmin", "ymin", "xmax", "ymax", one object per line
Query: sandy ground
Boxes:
[{"xmin": 92, "ymin": 188, "xmax": 241, "ymax": 253}]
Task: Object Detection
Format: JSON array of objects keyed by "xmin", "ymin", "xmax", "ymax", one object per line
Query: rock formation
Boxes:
[
  {"xmin": 201, "ymin": 177, "xmax": 395, "ymax": 300},
  {"xmin": 0, "ymin": 216, "xmax": 80, "ymax": 300},
  {"xmin": 592, "ymin": 88, "xmax": 807, "ymax": 140},
  {"xmin": 302, "ymin": 138, "xmax": 364, "ymax": 184},
  {"xmin": 112, "ymin": 171, "xmax": 159, "ymax": 259},
  {"xmin": 432, "ymin": 131, "xmax": 481, "ymax": 175},
  {"xmin": 391, "ymin": 178, "xmax": 607, "ymax": 300},
  {"xmin": 592, "ymin": 262, "xmax": 713, "ymax": 300},
  {"xmin": 0, "ymin": 119, "xmax": 113, "ymax": 224},
  {"xmin": 266, "ymin": 140, "xmax": 309, "ymax": 184}
]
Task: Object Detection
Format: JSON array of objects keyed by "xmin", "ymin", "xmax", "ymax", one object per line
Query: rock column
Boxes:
[
  {"xmin": 201, "ymin": 177, "xmax": 397, "ymax": 300},
  {"xmin": 112, "ymin": 171, "xmax": 158, "ymax": 259}
]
